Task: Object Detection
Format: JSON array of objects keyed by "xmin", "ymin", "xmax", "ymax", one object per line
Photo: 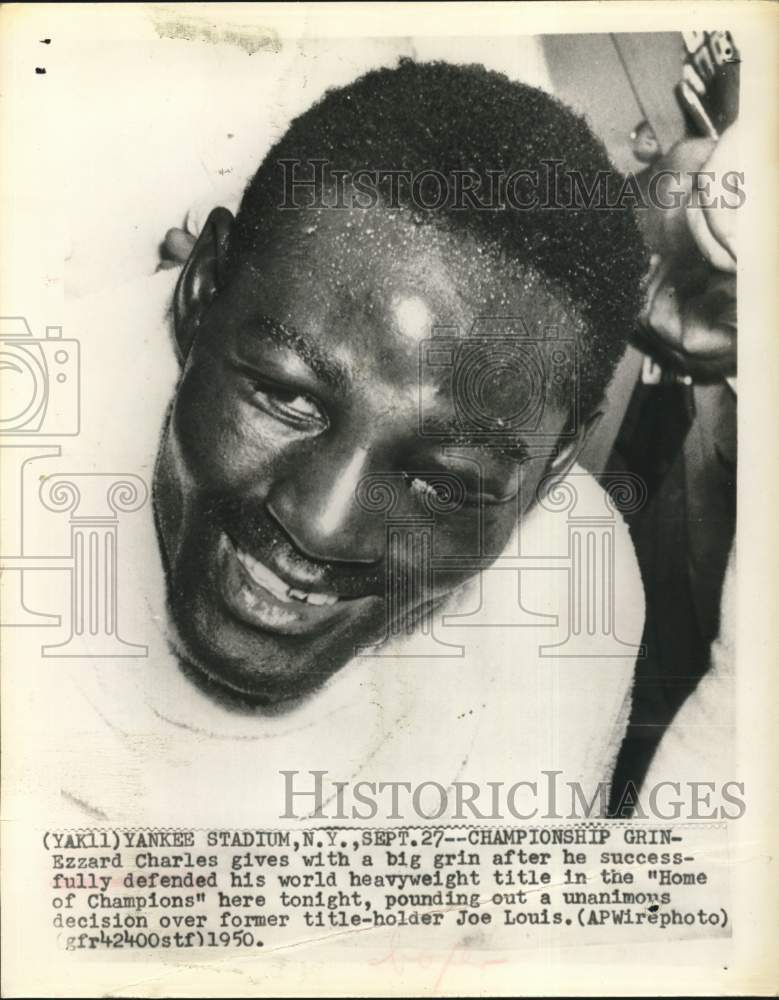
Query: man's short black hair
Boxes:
[{"xmin": 229, "ymin": 58, "xmax": 649, "ymax": 419}]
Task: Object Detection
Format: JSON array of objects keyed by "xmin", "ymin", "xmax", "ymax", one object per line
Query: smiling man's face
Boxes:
[{"xmin": 153, "ymin": 204, "xmax": 583, "ymax": 706}]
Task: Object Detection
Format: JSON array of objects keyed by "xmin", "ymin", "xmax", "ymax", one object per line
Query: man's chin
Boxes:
[
  {"xmin": 165, "ymin": 603, "xmax": 364, "ymax": 713},
  {"xmin": 174, "ymin": 650, "xmax": 328, "ymax": 713}
]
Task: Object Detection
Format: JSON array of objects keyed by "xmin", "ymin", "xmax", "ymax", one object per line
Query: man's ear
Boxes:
[
  {"xmin": 543, "ymin": 410, "xmax": 604, "ymax": 482},
  {"xmin": 173, "ymin": 206, "xmax": 234, "ymax": 362}
]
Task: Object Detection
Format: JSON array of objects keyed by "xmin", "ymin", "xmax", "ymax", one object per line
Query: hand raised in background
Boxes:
[{"xmin": 638, "ymin": 123, "xmax": 739, "ymax": 380}]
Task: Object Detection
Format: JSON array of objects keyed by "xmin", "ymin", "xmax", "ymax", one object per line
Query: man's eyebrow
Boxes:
[
  {"xmin": 248, "ymin": 316, "xmax": 349, "ymax": 389},
  {"xmin": 420, "ymin": 415, "xmax": 530, "ymax": 453},
  {"xmin": 421, "ymin": 414, "xmax": 466, "ymax": 437}
]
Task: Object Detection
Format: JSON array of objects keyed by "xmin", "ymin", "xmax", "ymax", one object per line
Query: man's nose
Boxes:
[{"xmin": 265, "ymin": 445, "xmax": 387, "ymax": 565}]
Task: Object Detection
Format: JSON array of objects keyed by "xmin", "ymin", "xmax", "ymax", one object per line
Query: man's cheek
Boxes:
[
  {"xmin": 429, "ymin": 508, "xmax": 515, "ymax": 561},
  {"xmin": 431, "ymin": 516, "xmax": 482, "ymax": 558},
  {"xmin": 173, "ymin": 390, "xmax": 272, "ymax": 493},
  {"xmin": 174, "ymin": 357, "xmax": 248, "ymax": 473}
]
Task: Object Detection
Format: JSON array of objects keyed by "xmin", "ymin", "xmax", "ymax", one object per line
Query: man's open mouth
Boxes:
[
  {"xmin": 215, "ymin": 532, "xmax": 365, "ymax": 636},
  {"xmin": 234, "ymin": 543, "xmax": 340, "ymax": 606}
]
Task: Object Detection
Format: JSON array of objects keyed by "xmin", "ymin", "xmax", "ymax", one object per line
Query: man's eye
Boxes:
[
  {"xmin": 404, "ymin": 474, "xmax": 478, "ymax": 511},
  {"xmin": 251, "ymin": 380, "xmax": 326, "ymax": 429},
  {"xmin": 405, "ymin": 475, "xmax": 451, "ymax": 503},
  {"xmin": 404, "ymin": 465, "xmax": 520, "ymax": 510}
]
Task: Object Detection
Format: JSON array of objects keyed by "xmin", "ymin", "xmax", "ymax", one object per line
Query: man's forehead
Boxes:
[{"xmin": 238, "ymin": 204, "xmax": 584, "ymax": 341}]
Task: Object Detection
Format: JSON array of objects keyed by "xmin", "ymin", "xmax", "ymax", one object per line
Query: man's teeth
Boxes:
[{"xmin": 234, "ymin": 545, "xmax": 339, "ymax": 606}]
